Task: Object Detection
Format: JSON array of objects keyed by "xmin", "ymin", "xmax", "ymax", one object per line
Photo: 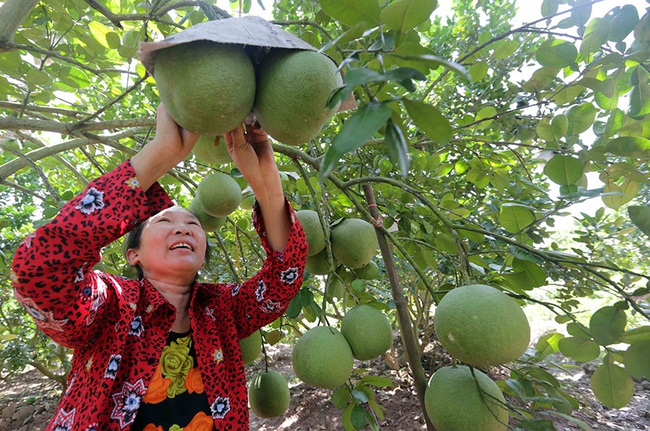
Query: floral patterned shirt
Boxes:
[{"xmin": 10, "ymin": 160, "xmax": 308, "ymax": 431}]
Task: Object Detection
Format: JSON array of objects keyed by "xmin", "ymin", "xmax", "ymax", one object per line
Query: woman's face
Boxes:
[{"xmin": 127, "ymin": 207, "xmax": 207, "ymax": 284}]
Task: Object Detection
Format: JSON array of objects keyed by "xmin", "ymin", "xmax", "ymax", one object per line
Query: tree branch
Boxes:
[{"xmin": 0, "ymin": 0, "xmax": 40, "ymax": 52}]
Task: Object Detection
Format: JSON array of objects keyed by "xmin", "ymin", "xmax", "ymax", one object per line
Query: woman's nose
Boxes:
[{"xmin": 174, "ymin": 223, "xmax": 192, "ymax": 235}]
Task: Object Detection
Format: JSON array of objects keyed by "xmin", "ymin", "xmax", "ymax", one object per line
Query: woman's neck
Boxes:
[{"xmin": 147, "ymin": 278, "xmax": 193, "ymax": 333}]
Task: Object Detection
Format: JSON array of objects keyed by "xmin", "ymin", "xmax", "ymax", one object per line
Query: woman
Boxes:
[{"xmin": 10, "ymin": 104, "xmax": 308, "ymax": 431}]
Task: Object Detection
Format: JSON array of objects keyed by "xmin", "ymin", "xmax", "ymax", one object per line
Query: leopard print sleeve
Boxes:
[
  {"xmin": 226, "ymin": 198, "xmax": 308, "ymax": 339},
  {"xmin": 10, "ymin": 160, "xmax": 174, "ymax": 349}
]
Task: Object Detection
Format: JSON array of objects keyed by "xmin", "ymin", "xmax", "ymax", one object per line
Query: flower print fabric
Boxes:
[{"xmin": 131, "ymin": 331, "xmax": 212, "ymax": 431}]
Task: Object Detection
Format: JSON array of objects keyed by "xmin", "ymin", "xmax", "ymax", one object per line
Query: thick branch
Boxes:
[
  {"xmin": 0, "ymin": 117, "xmax": 155, "ymax": 134},
  {"xmin": 0, "ymin": 0, "xmax": 40, "ymax": 52},
  {"xmin": 0, "ymin": 101, "xmax": 90, "ymax": 118}
]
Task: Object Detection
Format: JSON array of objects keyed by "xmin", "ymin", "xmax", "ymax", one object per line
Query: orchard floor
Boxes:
[{"xmin": 1, "ymin": 337, "xmax": 649, "ymax": 431}]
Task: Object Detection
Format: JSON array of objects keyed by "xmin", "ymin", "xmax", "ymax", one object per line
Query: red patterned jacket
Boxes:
[{"xmin": 10, "ymin": 161, "xmax": 307, "ymax": 431}]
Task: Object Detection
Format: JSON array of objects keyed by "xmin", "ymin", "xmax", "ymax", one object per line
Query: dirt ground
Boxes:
[{"xmin": 1, "ymin": 338, "xmax": 649, "ymax": 431}]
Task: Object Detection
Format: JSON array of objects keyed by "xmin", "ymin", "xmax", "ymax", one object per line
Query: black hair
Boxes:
[{"xmin": 122, "ymin": 218, "xmax": 211, "ymax": 281}]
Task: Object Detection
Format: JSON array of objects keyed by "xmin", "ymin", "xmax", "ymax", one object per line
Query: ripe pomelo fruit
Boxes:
[
  {"xmin": 330, "ymin": 218, "xmax": 378, "ymax": 269},
  {"xmin": 248, "ymin": 370, "xmax": 291, "ymax": 418},
  {"xmin": 305, "ymin": 248, "xmax": 336, "ymax": 275},
  {"xmin": 295, "ymin": 209, "xmax": 326, "ymax": 256},
  {"xmin": 292, "ymin": 326, "xmax": 353, "ymax": 389},
  {"xmin": 341, "ymin": 304, "xmax": 392, "ymax": 360},
  {"xmin": 196, "ymin": 173, "xmax": 242, "ymax": 217},
  {"xmin": 240, "ymin": 330, "xmax": 262, "ymax": 365},
  {"xmin": 154, "ymin": 41, "xmax": 255, "ymax": 135},
  {"xmin": 189, "ymin": 198, "xmax": 226, "ymax": 232},
  {"xmin": 354, "ymin": 261, "xmax": 380, "ymax": 280},
  {"xmin": 253, "ymin": 49, "xmax": 343, "ymax": 146},
  {"xmin": 434, "ymin": 284, "xmax": 530, "ymax": 366},
  {"xmin": 192, "ymin": 135, "xmax": 232, "ymax": 165},
  {"xmin": 425, "ymin": 365, "xmax": 508, "ymax": 431}
]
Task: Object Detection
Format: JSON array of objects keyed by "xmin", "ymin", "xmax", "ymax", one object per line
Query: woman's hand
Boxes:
[
  {"xmin": 131, "ymin": 104, "xmax": 199, "ymax": 190},
  {"xmin": 225, "ymin": 123, "xmax": 290, "ymax": 250},
  {"xmin": 224, "ymin": 123, "xmax": 283, "ymax": 204}
]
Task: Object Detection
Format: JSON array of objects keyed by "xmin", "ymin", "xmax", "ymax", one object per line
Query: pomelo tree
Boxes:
[{"xmin": 1, "ymin": 0, "xmax": 649, "ymax": 429}]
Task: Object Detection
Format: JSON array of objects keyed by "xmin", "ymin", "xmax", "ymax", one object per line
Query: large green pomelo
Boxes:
[
  {"xmin": 305, "ymin": 248, "xmax": 336, "ymax": 275},
  {"xmin": 154, "ymin": 41, "xmax": 255, "ymax": 135},
  {"xmin": 253, "ymin": 49, "xmax": 343, "ymax": 146},
  {"xmin": 295, "ymin": 209, "xmax": 326, "ymax": 256},
  {"xmin": 434, "ymin": 284, "xmax": 530, "ymax": 366},
  {"xmin": 192, "ymin": 135, "xmax": 232, "ymax": 165},
  {"xmin": 248, "ymin": 370, "xmax": 291, "ymax": 418},
  {"xmin": 341, "ymin": 304, "xmax": 392, "ymax": 361},
  {"xmin": 239, "ymin": 330, "xmax": 262, "ymax": 365},
  {"xmin": 188, "ymin": 198, "xmax": 226, "ymax": 232},
  {"xmin": 292, "ymin": 326, "xmax": 353, "ymax": 389},
  {"xmin": 196, "ymin": 173, "xmax": 242, "ymax": 217},
  {"xmin": 425, "ymin": 366, "xmax": 508, "ymax": 431},
  {"xmin": 330, "ymin": 219, "xmax": 378, "ymax": 269}
]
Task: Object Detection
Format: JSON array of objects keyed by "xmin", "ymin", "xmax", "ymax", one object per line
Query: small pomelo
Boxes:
[
  {"xmin": 254, "ymin": 49, "xmax": 343, "ymax": 146},
  {"xmin": 434, "ymin": 284, "xmax": 530, "ymax": 366},
  {"xmin": 425, "ymin": 365, "xmax": 508, "ymax": 431},
  {"xmin": 192, "ymin": 135, "xmax": 232, "ymax": 165},
  {"xmin": 196, "ymin": 173, "xmax": 242, "ymax": 217},
  {"xmin": 154, "ymin": 41, "xmax": 255, "ymax": 135},
  {"xmin": 189, "ymin": 199, "xmax": 226, "ymax": 232},
  {"xmin": 354, "ymin": 261, "xmax": 380, "ymax": 280},
  {"xmin": 305, "ymin": 248, "xmax": 336, "ymax": 275},
  {"xmin": 330, "ymin": 219, "xmax": 378, "ymax": 269},
  {"xmin": 240, "ymin": 330, "xmax": 262, "ymax": 365},
  {"xmin": 295, "ymin": 209, "xmax": 326, "ymax": 256},
  {"xmin": 292, "ymin": 326, "xmax": 353, "ymax": 389},
  {"xmin": 248, "ymin": 370, "xmax": 291, "ymax": 418},
  {"xmin": 341, "ymin": 304, "xmax": 392, "ymax": 360}
]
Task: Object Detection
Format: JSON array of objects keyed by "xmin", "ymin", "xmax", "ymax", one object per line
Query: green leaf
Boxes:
[
  {"xmin": 541, "ymin": 0, "xmax": 558, "ymax": 17},
  {"xmin": 602, "ymin": 179, "xmax": 638, "ymax": 210},
  {"xmin": 332, "ymin": 386, "xmax": 352, "ymax": 408},
  {"xmin": 380, "ymin": 0, "xmax": 438, "ymax": 33},
  {"xmin": 25, "ymin": 69, "xmax": 51, "ymax": 86},
  {"xmin": 499, "ymin": 203, "xmax": 535, "ymax": 234},
  {"xmin": 391, "ymin": 53, "xmax": 469, "ymax": 79},
  {"xmin": 342, "ymin": 403, "xmax": 355, "ymax": 431},
  {"xmin": 517, "ymin": 419, "xmax": 557, "ymax": 431},
  {"xmin": 493, "ymin": 40, "xmax": 519, "ymax": 59},
  {"xmin": 321, "ymin": 0, "xmax": 381, "ymax": 27},
  {"xmin": 629, "ymin": 83, "xmax": 650, "ymax": 118},
  {"xmin": 566, "ymin": 103, "xmax": 597, "ymax": 137},
  {"xmin": 360, "ymin": 375, "xmax": 393, "ymax": 388},
  {"xmin": 474, "ymin": 106, "xmax": 497, "ymax": 130},
  {"xmin": 536, "ymin": 39, "xmax": 578, "ymax": 68},
  {"xmin": 620, "ymin": 326, "xmax": 650, "ymax": 344},
  {"xmin": 623, "ymin": 340, "xmax": 650, "ymax": 379},
  {"xmin": 351, "ymin": 389, "xmax": 369, "ymax": 404},
  {"xmin": 605, "ymin": 137, "xmax": 650, "ymax": 158},
  {"xmin": 320, "ymin": 102, "xmax": 393, "ymax": 180},
  {"xmin": 628, "ymin": 206, "xmax": 650, "ymax": 237},
  {"xmin": 558, "ymin": 337, "xmax": 600, "ymax": 362},
  {"xmin": 608, "ymin": 5, "xmax": 639, "ymax": 42},
  {"xmin": 319, "ymin": 22, "xmax": 368, "ymax": 52},
  {"xmin": 543, "ymin": 155, "xmax": 584, "ymax": 186},
  {"xmin": 384, "ymin": 119, "xmax": 410, "ymax": 177},
  {"xmin": 590, "ymin": 363, "xmax": 634, "ymax": 408},
  {"xmin": 469, "ymin": 62, "xmax": 489, "ymax": 82},
  {"xmin": 589, "ymin": 305, "xmax": 627, "ymax": 346},
  {"xmin": 351, "ymin": 405, "xmax": 367, "ymax": 429},
  {"xmin": 88, "ymin": 21, "xmax": 113, "ymax": 49},
  {"xmin": 551, "ymin": 114, "xmax": 568, "ymax": 139},
  {"xmin": 402, "ymin": 98, "xmax": 452, "ymax": 144}
]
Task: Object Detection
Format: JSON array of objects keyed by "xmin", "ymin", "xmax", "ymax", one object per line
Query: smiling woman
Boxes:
[{"xmin": 9, "ymin": 103, "xmax": 308, "ymax": 431}]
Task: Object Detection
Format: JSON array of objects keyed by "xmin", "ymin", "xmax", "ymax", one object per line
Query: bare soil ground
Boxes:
[{"xmin": 1, "ymin": 338, "xmax": 649, "ymax": 431}]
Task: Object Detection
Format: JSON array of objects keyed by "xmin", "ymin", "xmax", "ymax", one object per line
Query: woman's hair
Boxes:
[{"xmin": 122, "ymin": 219, "xmax": 211, "ymax": 280}]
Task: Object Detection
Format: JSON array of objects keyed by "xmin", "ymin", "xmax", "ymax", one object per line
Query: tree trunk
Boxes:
[{"xmin": 0, "ymin": 0, "xmax": 40, "ymax": 52}]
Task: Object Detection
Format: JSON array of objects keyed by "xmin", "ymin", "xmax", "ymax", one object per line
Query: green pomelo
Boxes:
[
  {"xmin": 188, "ymin": 199, "xmax": 226, "ymax": 232},
  {"xmin": 330, "ymin": 218, "xmax": 378, "ymax": 269},
  {"xmin": 253, "ymin": 49, "xmax": 343, "ymax": 146},
  {"xmin": 248, "ymin": 370, "xmax": 291, "ymax": 418},
  {"xmin": 295, "ymin": 209, "xmax": 326, "ymax": 256},
  {"xmin": 292, "ymin": 326, "xmax": 353, "ymax": 389},
  {"xmin": 305, "ymin": 248, "xmax": 336, "ymax": 275},
  {"xmin": 240, "ymin": 330, "xmax": 262, "ymax": 365},
  {"xmin": 341, "ymin": 304, "xmax": 392, "ymax": 361},
  {"xmin": 154, "ymin": 41, "xmax": 255, "ymax": 135},
  {"xmin": 434, "ymin": 284, "xmax": 530, "ymax": 367},
  {"xmin": 196, "ymin": 173, "xmax": 242, "ymax": 217},
  {"xmin": 240, "ymin": 194, "xmax": 255, "ymax": 210},
  {"xmin": 425, "ymin": 366, "xmax": 509, "ymax": 431},
  {"xmin": 192, "ymin": 135, "xmax": 232, "ymax": 165},
  {"xmin": 354, "ymin": 261, "xmax": 380, "ymax": 280}
]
